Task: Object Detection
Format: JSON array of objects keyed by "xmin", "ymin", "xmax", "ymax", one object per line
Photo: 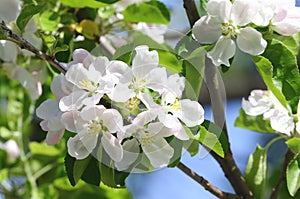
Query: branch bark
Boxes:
[
  {"xmin": 182, "ymin": 1, "xmax": 253, "ymax": 198},
  {"xmin": 270, "ymin": 149, "xmax": 294, "ymax": 199},
  {"xmin": 183, "ymin": 0, "xmax": 200, "ymax": 28},
  {"xmin": 177, "ymin": 162, "xmax": 241, "ymax": 199},
  {"xmin": 0, "ymin": 22, "xmax": 66, "ymax": 74}
]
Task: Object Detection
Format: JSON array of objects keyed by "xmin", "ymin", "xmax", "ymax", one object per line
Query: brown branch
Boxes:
[
  {"xmin": 182, "ymin": 1, "xmax": 253, "ymax": 197},
  {"xmin": 177, "ymin": 162, "xmax": 241, "ymax": 199},
  {"xmin": 183, "ymin": 0, "xmax": 200, "ymax": 28},
  {"xmin": 0, "ymin": 22, "xmax": 66, "ymax": 74},
  {"xmin": 270, "ymin": 149, "xmax": 294, "ymax": 199}
]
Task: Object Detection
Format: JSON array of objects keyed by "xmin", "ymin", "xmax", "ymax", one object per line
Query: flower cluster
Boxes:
[
  {"xmin": 36, "ymin": 46, "xmax": 205, "ymax": 170},
  {"xmin": 242, "ymin": 89, "xmax": 300, "ymax": 136},
  {"xmin": 192, "ymin": 0, "xmax": 300, "ymax": 67}
]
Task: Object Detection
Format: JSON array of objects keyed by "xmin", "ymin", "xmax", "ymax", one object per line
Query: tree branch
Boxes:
[
  {"xmin": 182, "ymin": 1, "xmax": 253, "ymax": 198},
  {"xmin": 270, "ymin": 149, "xmax": 294, "ymax": 199},
  {"xmin": 0, "ymin": 22, "xmax": 66, "ymax": 74},
  {"xmin": 183, "ymin": 0, "xmax": 200, "ymax": 28},
  {"xmin": 177, "ymin": 162, "xmax": 241, "ymax": 199}
]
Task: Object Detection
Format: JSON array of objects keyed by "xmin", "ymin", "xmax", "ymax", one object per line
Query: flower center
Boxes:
[
  {"xmin": 130, "ymin": 77, "xmax": 147, "ymax": 93},
  {"xmin": 164, "ymin": 98, "xmax": 181, "ymax": 115},
  {"xmin": 139, "ymin": 132, "xmax": 155, "ymax": 147},
  {"xmin": 79, "ymin": 79, "xmax": 98, "ymax": 92},
  {"xmin": 87, "ymin": 120, "xmax": 103, "ymax": 135},
  {"xmin": 221, "ymin": 20, "xmax": 238, "ymax": 38}
]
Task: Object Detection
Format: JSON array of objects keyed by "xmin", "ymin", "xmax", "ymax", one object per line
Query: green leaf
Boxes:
[
  {"xmin": 99, "ymin": 163, "xmax": 129, "ymax": 188},
  {"xmin": 64, "ymin": 153, "xmax": 76, "ymax": 186},
  {"xmin": 199, "ymin": 0, "xmax": 209, "ymax": 16},
  {"xmin": 198, "ymin": 126, "xmax": 224, "ymax": 157},
  {"xmin": 182, "ymin": 46, "xmax": 206, "ymax": 101},
  {"xmin": 0, "ymin": 23, "xmax": 7, "ymax": 40},
  {"xmin": 39, "ymin": 10, "xmax": 60, "ymax": 31},
  {"xmin": 30, "ymin": 142, "xmax": 62, "ymax": 157},
  {"xmin": 61, "ymin": 0, "xmax": 107, "ymax": 8},
  {"xmin": 185, "ymin": 125, "xmax": 224, "ymax": 158},
  {"xmin": 244, "ymin": 145, "xmax": 268, "ymax": 199},
  {"xmin": 52, "ymin": 44, "xmax": 69, "ymax": 55},
  {"xmin": 273, "ymin": 34, "xmax": 299, "ymax": 55},
  {"xmin": 183, "ymin": 139, "xmax": 199, "ymax": 157},
  {"xmin": 0, "ymin": 169, "xmax": 8, "ymax": 183},
  {"xmin": 235, "ymin": 109, "xmax": 274, "ymax": 133},
  {"xmin": 286, "ymin": 138, "xmax": 300, "ymax": 156},
  {"xmin": 16, "ymin": 3, "xmax": 45, "ymax": 32},
  {"xmin": 201, "ymin": 120, "xmax": 228, "ymax": 153},
  {"xmin": 158, "ymin": 50, "xmax": 182, "ymax": 74},
  {"xmin": 260, "ymin": 39, "xmax": 300, "ymax": 113},
  {"xmin": 80, "ymin": 156, "xmax": 101, "ymax": 186},
  {"xmin": 122, "ymin": 1, "xmax": 170, "ymax": 24},
  {"xmin": 95, "ymin": 0, "xmax": 119, "ymax": 4},
  {"xmin": 287, "ymin": 154, "xmax": 300, "ymax": 196},
  {"xmin": 252, "ymin": 55, "xmax": 288, "ymax": 109},
  {"xmin": 73, "ymin": 156, "xmax": 92, "ymax": 184},
  {"xmin": 167, "ymin": 137, "xmax": 183, "ymax": 167}
]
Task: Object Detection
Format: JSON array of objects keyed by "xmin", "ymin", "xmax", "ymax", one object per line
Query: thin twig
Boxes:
[
  {"xmin": 0, "ymin": 22, "xmax": 66, "ymax": 74},
  {"xmin": 177, "ymin": 162, "xmax": 241, "ymax": 199},
  {"xmin": 182, "ymin": 1, "xmax": 253, "ymax": 198},
  {"xmin": 270, "ymin": 149, "xmax": 294, "ymax": 199}
]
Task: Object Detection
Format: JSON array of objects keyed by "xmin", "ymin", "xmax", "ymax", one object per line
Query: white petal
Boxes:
[
  {"xmin": 207, "ymin": 36, "xmax": 236, "ymax": 66},
  {"xmin": 165, "ymin": 74, "xmax": 185, "ymax": 99},
  {"xmin": 0, "ymin": 41, "xmax": 18, "ymax": 63},
  {"xmin": 0, "ymin": 0, "xmax": 21, "ymax": 23},
  {"xmin": 109, "ymin": 82, "xmax": 133, "ymax": 102},
  {"xmin": 230, "ymin": 0, "xmax": 258, "ymax": 26},
  {"xmin": 242, "ymin": 98, "xmax": 270, "ymax": 116},
  {"xmin": 36, "ymin": 99, "xmax": 60, "ymax": 119},
  {"xmin": 192, "ymin": 16, "xmax": 221, "ymax": 44},
  {"xmin": 61, "ymin": 110, "xmax": 83, "ymax": 132},
  {"xmin": 179, "ymin": 99, "xmax": 205, "ymax": 127},
  {"xmin": 92, "ymin": 56, "xmax": 109, "ymax": 75},
  {"xmin": 207, "ymin": 0, "xmax": 231, "ymax": 21},
  {"xmin": 80, "ymin": 105, "xmax": 105, "ymax": 121},
  {"xmin": 251, "ymin": 1, "xmax": 275, "ymax": 26},
  {"xmin": 115, "ymin": 139, "xmax": 139, "ymax": 171},
  {"xmin": 237, "ymin": 27, "xmax": 267, "ymax": 55},
  {"xmin": 273, "ymin": 18, "xmax": 300, "ymax": 36},
  {"xmin": 68, "ymin": 48, "xmax": 93, "ymax": 69},
  {"xmin": 46, "ymin": 129, "xmax": 65, "ymax": 145},
  {"xmin": 142, "ymin": 138, "xmax": 174, "ymax": 168},
  {"xmin": 102, "ymin": 109, "xmax": 124, "ymax": 133},
  {"xmin": 67, "ymin": 135, "xmax": 90, "ymax": 160},
  {"xmin": 101, "ymin": 132, "xmax": 123, "ymax": 162},
  {"xmin": 132, "ymin": 109, "xmax": 159, "ymax": 126},
  {"xmin": 132, "ymin": 46, "xmax": 158, "ymax": 79},
  {"xmin": 79, "ymin": 131, "xmax": 98, "ymax": 153},
  {"xmin": 147, "ymin": 122, "xmax": 173, "ymax": 138},
  {"xmin": 106, "ymin": 60, "xmax": 132, "ymax": 84},
  {"xmin": 296, "ymin": 120, "xmax": 300, "ymax": 134},
  {"xmin": 65, "ymin": 63, "xmax": 90, "ymax": 88},
  {"xmin": 146, "ymin": 67, "xmax": 168, "ymax": 92},
  {"xmin": 51, "ymin": 74, "xmax": 74, "ymax": 100},
  {"xmin": 270, "ymin": 112, "xmax": 294, "ymax": 135},
  {"xmin": 59, "ymin": 90, "xmax": 87, "ymax": 111}
]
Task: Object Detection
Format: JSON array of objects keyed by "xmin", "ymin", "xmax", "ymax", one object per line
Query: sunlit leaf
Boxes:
[
  {"xmin": 287, "ymin": 154, "xmax": 300, "ymax": 196},
  {"xmin": 60, "ymin": 0, "xmax": 107, "ymax": 8},
  {"xmin": 286, "ymin": 138, "xmax": 300, "ymax": 155},
  {"xmin": 122, "ymin": 1, "xmax": 170, "ymax": 24},
  {"xmin": 235, "ymin": 109, "xmax": 274, "ymax": 133},
  {"xmin": 244, "ymin": 145, "xmax": 267, "ymax": 199}
]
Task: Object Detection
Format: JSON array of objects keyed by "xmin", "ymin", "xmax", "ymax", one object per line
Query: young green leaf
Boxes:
[
  {"xmin": 286, "ymin": 138, "xmax": 300, "ymax": 155},
  {"xmin": 182, "ymin": 46, "xmax": 206, "ymax": 101},
  {"xmin": 73, "ymin": 156, "xmax": 92, "ymax": 184},
  {"xmin": 64, "ymin": 153, "xmax": 76, "ymax": 186},
  {"xmin": 287, "ymin": 154, "xmax": 300, "ymax": 196},
  {"xmin": 95, "ymin": 0, "xmax": 119, "ymax": 4},
  {"xmin": 61, "ymin": 0, "xmax": 107, "ymax": 8},
  {"xmin": 16, "ymin": 3, "xmax": 45, "ymax": 32},
  {"xmin": 80, "ymin": 156, "xmax": 101, "ymax": 186},
  {"xmin": 244, "ymin": 145, "xmax": 267, "ymax": 199},
  {"xmin": 122, "ymin": 1, "xmax": 170, "ymax": 24},
  {"xmin": 235, "ymin": 109, "xmax": 274, "ymax": 133},
  {"xmin": 260, "ymin": 39, "xmax": 300, "ymax": 113}
]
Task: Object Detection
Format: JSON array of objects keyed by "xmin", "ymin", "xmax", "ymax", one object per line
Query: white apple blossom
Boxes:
[
  {"xmin": 109, "ymin": 45, "xmax": 167, "ymax": 102},
  {"xmin": 242, "ymin": 89, "xmax": 299, "ymax": 136},
  {"xmin": 122, "ymin": 111, "xmax": 174, "ymax": 169},
  {"xmin": 0, "ymin": 139, "xmax": 20, "ymax": 163},
  {"xmin": 192, "ymin": 0, "xmax": 267, "ymax": 66},
  {"xmin": 252, "ymin": 0, "xmax": 300, "ymax": 35},
  {"xmin": 66, "ymin": 105, "xmax": 124, "ymax": 161},
  {"xmin": 0, "ymin": 0, "xmax": 21, "ymax": 23},
  {"xmin": 135, "ymin": 23, "xmax": 167, "ymax": 44},
  {"xmin": 36, "ymin": 99, "xmax": 65, "ymax": 145}
]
